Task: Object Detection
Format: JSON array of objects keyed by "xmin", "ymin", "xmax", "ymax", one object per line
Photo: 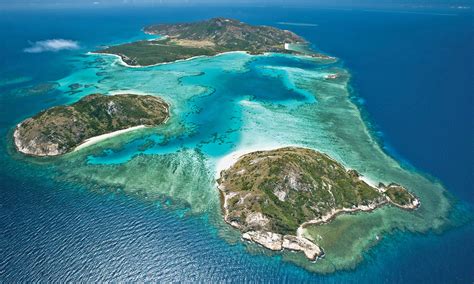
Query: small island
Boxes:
[
  {"xmin": 217, "ymin": 147, "xmax": 419, "ymax": 260},
  {"xmin": 14, "ymin": 93, "xmax": 169, "ymax": 156},
  {"xmin": 96, "ymin": 17, "xmax": 312, "ymax": 66}
]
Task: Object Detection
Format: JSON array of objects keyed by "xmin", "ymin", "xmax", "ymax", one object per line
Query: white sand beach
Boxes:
[
  {"xmin": 215, "ymin": 143, "xmax": 293, "ymax": 178},
  {"xmin": 89, "ymin": 50, "xmax": 250, "ymax": 68},
  {"xmin": 74, "ymin": 125, "xmax": 146, "ymax": 152}
]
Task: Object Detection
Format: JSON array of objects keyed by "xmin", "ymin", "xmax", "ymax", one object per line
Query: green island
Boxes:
[
  {"xmin": 217, "ymin": 147, "xmax": 419, "ymax": 260},
  {"xmin": 13, "ymin": 93, "xmax": 169, "ymax": 156},
  {"xmin": 96, "ymin": 17, "xmax": 328, "ymax": 66}
]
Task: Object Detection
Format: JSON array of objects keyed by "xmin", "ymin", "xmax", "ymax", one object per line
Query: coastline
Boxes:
[
  {"xmin": 90, "ymin": 34, "xmax": 332, "ymax": 69},
  {"xmin": 13, "ymin": 92, "xmax": 170, "ymax": 157},
  {"xmin": 214, "ymin": 142, "xmax": 296, "ymax": 179},
  {"xmin": 218, "ymin": 180, "xmax": 324, "ymax": 261},
  {"xmin": 214, "ymin": 142, "xmax": 379, "ymax": 185},
  {"xmin": 88, "ymin": 50, "xmax": 250, "ymax": 69},
  {"xmin": 74, "ymin": 125, "xmax": 146, "ymax": 152},
  {"xmin": 216, "ymin": 145, "xmax": 420, "ymax": 261},
  {"xmin": 90, "ymin": 50, "xmax": 331, "ymax": 69}
]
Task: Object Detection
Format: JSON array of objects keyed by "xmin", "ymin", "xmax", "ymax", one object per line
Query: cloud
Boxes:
[{"xmin": 24, "ymin": 39, "xmax": 80, "ymax": 53}]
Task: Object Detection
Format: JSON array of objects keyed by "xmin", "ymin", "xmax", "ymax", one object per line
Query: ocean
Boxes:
[{"xmin": 0, "ymin": 6, "xmax": 473, "ymax": 282}]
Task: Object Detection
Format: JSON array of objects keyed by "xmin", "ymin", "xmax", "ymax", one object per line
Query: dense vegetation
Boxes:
[
  {"xmin": 14, "ymin": 94, "xmax": 169, "ymax": 156},
  {"xmin": 97, "ymin": 18, "xmax": 306, "ymax": 66},
  {"xmin": 98, "ymin": 38, "xmax": 217, "ymax": 66},
  {"xmin": 385, "ymin": 185, "xmax": 418, "ymax": 206},
  {"xmin": 218, "ymin": 147, "xmax": 418, "ymax": 235}
]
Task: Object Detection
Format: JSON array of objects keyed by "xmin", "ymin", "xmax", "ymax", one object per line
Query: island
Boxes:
[
  {"xmin": 217, "ymin": 147, "xmax": 419, "ymax": 260},
  {"xmin": 14, "ymin": 93, "xmax": 169, "ymax": 156},
  {"xmin": 96, "ymin": 17, "xmax": 314, "ymax": 67}
]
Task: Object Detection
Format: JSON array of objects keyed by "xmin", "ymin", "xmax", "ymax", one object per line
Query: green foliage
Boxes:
[
  {"xmin": 99, "ymin": 40, "xmax": 217, "ymax": 66},
  {"xmin": 219, "ymin": 147, "xmax": 394, "ymax": 235},
  {"xmin": 385, "ymin": 186, "xmax": 415, "ymax": 206},
  {"xmin": 98, "ymin": 18, "xmax": 305, "ymax": 66},
  {"xmin": 16, "ymin": 94, "xmax": 169, "ymax": 155}
]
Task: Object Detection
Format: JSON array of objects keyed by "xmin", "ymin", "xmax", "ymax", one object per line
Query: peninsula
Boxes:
[
  {"xmin": 96, "ymin": 17, "xmax": 310, "ymax": 66},
  {"xmin": 14, "ymin": 94, "xmax": 169, "ymax": 156},
  {"xmin": 217, "ymin": 147, "xmax": 419, "ymax": 260}
]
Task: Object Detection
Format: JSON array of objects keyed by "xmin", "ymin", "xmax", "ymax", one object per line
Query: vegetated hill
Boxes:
[
  {"xmin": 218, "ymin": 147, "xmax": 419, "ymax": 235},
  {"xmin": 144, "ymin": 17, "xmax": 305, "ymax": 52},
  {"xmin": 14, "ymin": 94, "xmax": 169, "ymax": 156},
  {"xmin": 97, "ymin": 17, "xmax": 308, "ymax": 66}
]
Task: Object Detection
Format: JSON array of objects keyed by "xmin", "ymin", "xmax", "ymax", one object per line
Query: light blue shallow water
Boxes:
[
  {"xmin": 86, "ymin": 52, "xmax": 320, "ymax": 165},
  {"xmin": 1, "ymin": 6, "xmax": 473, "ymax": 282}
]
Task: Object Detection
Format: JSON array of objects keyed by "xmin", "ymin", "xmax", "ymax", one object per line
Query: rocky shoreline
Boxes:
[
  {"xmin": 219, "ymin": 183, "xmax": 418, "ymax": 261},
  {"xmin": 217, "ymin": 147, "xmax": 420, "ymax": 261},
  {"xmin": 13, "ymin": 121, "xmax": 61, "ymax": 156},
  {"xmin": 243, "ymin": 231, "xmax": 323, "ymax": 261},
  {"xmin": 219, "ymin": 187, "xmax": 324, "ymax": 261},
  {"xmin": 219, "ymin": 181, "xmax": 420, "ymax": 261}
]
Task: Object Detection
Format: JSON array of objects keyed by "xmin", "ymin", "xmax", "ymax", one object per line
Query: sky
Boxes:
[{"xmin": 0, "ymin": 0, "xmax": 472, "ymax": 9}]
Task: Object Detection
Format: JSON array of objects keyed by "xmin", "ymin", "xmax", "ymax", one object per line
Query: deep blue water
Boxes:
[
  {"xmin": 1, "ymin": 6, "xmax": 473, "ymax": 282},
  {"xmin": 301, "ymin": 9, "xmax": 474, "ymax": 204}
]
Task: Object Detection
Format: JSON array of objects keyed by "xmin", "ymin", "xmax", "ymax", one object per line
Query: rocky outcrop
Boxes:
[
  {"xmin": 242, "ymin": 231, "xmax": 323, "ymax": 261},
  {"xmin": 282, "ymin": 235, "xmax": 323, "ymax": 260},
  {"xmin": 242, "ymin": 231, "xmax": 283, "ymax": 251},
  {"xmin": 381, "ymin": 183, "xmax": 420, "ymax": 209},
  {"xmin": 14, "ymin": 121, "xmax": 61, "ymax": 156}
]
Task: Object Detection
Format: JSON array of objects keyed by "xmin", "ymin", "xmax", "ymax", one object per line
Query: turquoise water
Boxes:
[
  {"xmin": 84, "ymin": 52, "xmax": 320, "ymax": 165},
  {"xmin": 1, "ymin": 7, "xmax": 472, "ymax": 282}
]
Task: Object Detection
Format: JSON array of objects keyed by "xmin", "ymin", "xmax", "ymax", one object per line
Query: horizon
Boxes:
[{"xmin": 0, "ymin": 0, "xmax": 472, "ymax": 10}]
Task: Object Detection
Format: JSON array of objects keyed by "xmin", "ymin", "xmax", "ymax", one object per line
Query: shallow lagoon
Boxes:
[{"xmin": 36, "ymin": 47, "xmax": 453, "ymax": 272}]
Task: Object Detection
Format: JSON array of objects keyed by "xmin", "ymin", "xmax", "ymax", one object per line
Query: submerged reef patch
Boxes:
[{"xmin": 31, "ymin": 29, "xmax": 454, "ymax": 273}]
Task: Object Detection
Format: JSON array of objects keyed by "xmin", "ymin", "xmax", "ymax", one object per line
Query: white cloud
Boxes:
[{"xmin": 24, "ymin": 39, "xmax": 80, "ymax": 53}]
